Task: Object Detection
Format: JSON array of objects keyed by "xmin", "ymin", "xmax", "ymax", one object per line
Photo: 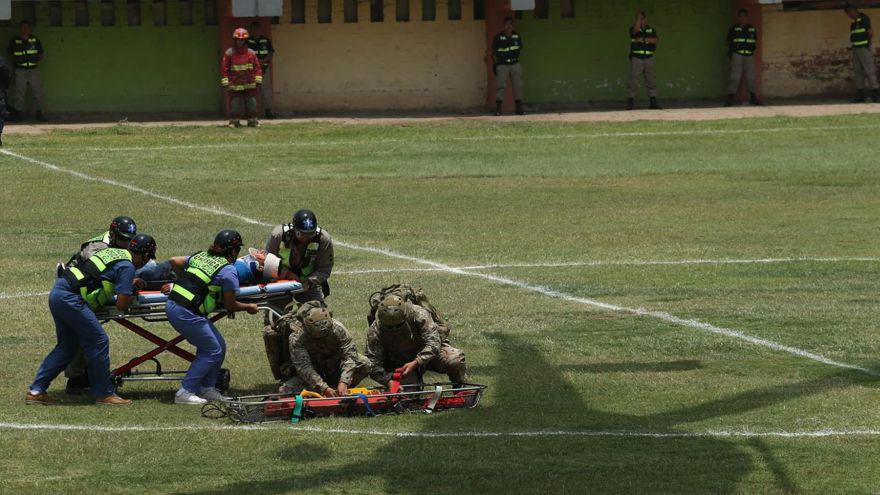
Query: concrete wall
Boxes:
[
  {"xmin": 4, "ymin": 0, "xmax": 219, "ymax": 114},
  {"xmin": 513, "ymin": 0, "xmax": 733, "ymax": 104},
  {"xmin": 270, "ymin": 0, "xmax": 486, "ymax": 111},
  {"xmin": 762, "ymin": 5, "xmax": 879, "ymax": 97}
]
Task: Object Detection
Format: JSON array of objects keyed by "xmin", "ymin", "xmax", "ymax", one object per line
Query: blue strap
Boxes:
[
  {"xmin": 353, "ymin": 393, "xmax": 375, "ymax": 417},
  {"xmin": 290, "ymin": 395, "xmax": 303, "ymax": 424}
]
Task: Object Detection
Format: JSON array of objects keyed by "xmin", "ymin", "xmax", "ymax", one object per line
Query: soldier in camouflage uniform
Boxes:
[
  {"xmin": 277, "ymin": 305, "xmax": 370, "ymax": 396},
  {"xmin": 365, "ymin": 295, "xmax": 468, "ymax": 386}
]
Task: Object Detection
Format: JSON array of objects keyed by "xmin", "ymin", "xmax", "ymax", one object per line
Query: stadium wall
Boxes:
[
  {"xmin": 265, "ymin": 0, "xmax": 487, "ymax": 111},
  {"xmin": 2, "ymin": 0, "xmax": 220, "ymax": 114},
  {"xmin": 761, "ymin": 5, "xmax": 880, "ymax": 98},
  {"xmin": 509, "ymin": 0, "xmax": 734, "ymax": 106}
]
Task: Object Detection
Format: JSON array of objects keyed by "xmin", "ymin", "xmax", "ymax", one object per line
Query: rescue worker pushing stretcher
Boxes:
[{"xmin": 27, "ymin": 234, "xmax": 158, "ymax": 406}]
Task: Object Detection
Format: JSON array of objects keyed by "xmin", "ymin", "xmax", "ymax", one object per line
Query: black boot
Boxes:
[
  {"xmin": 749, "ymin": 93, "xmax": 763, "ymax": 106},
  {"xmin": 264, "ymin": 108, "xmax": 275, "ymax": 119},
  {"xmin": 873, "ymin": 89, "xmax": 880, "ymax": 103},
  {"xmin": 514, "ymin": 100, "xmax": 525, "ymax": 115},
  {"xmin": 65, "ymin": 375, "xmax": 90, "ymax": 395},
  {"xmin": 35, "ymin": 110, "xmax": 46, "ymax": 122},
  {"xmin": 626, "ymin": 98, "xmax": 634, "ymax": 110},
  {"xmin": 649, "ymin": 97, "xmax": 662, "ymax": 110},
  {"xmin": 724, "ymin": 94, "xmax": 735, "ymax": 107},
  {"xmin": 852, "ymin": 89, "xmax": 866, "ymax": 103},
  {"xmin": 494, "ymin": 100, "xmax": 502, "ymax": 116}
]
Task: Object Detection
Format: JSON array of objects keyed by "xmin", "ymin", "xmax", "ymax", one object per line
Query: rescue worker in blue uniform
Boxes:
[
  {"xmin": 26, "ymin": 234, "xmax": 158, "ymax": 406},
  {"xmin": 166, "ymin": 230, "xmax": 258, "ymax": 405}
]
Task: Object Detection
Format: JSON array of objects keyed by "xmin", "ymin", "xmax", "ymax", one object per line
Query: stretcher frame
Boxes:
[{"xmin": 94, "ymin": 281, "xmax": 302, "ymax": 392}]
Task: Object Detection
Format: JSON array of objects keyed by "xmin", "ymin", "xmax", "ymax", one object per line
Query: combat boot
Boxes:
[
  {"xmin": 247, "ymin": 118, "xmax": 260, "ymax": 128},
  {"xmin": 265, "ymin": 108, "xmax": 275, "ymax": 119},
  {"xmin": 514, "ymin": 100, "xmax": 525, "ymax": 115},
  {"xmin": 724, "ymin": 94, "xmax": 735, "ymax": 107},
  {"xmin": 873, "ymin": 89, "xmax": 880, "ymax": 103},
  {"xmin": 649, "ymin": 97, "xmax": 662, "ymax": 110},
  {"xmin": 749, "ymin": 93, "xmax": 763, "ymax": 106},
  {"xmin": 228, "ymin": 119, "xmax": 241, "ymax": 128},
  {"xmin": 494, "ymin": 100, "xmax": 502, "ymax": 116},
  {"xmin": 626, "ymin": 98, "xmax": 635, "ymax": 110},
  {"xmin": 35, "ymin": 110, "xmax": 46, "ymax": 122},
  {"xmin": 65, "ymin": 375, "xmax": 90, "ymax": 395},
  {"xmin": 851, "ymin": 89, "xmax": 866, "ymax": 103}
]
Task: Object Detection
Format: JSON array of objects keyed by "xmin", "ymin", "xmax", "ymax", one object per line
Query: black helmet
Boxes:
[
  {"xmin": 128, "ymin": 234, "xmax": 157, "ymax": 261},
  {"xmin": 110, "ymin": 216, "xmax": 137, "ymax": 242},
  {"xmin": 292, "ymin": 209, "xmax": 318, "ymax": 235},
  {"xmin": 211, "ymin": 229, "xmax": 243, "ymax": 256}
]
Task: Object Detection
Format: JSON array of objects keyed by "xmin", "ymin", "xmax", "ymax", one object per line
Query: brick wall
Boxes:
[{"xmin": 270, "ymin": 0, "xmax": 486, "ymax": 111}]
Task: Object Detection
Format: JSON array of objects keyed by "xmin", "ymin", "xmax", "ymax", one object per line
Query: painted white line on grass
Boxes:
[
  {"xmin": 2, "ymin": 422, "xmax": 880, "ymax": 439},
  {"xmin": 3, "ymin": 148, "xmax": 877, "ymax": 377},
  {"xmin": 0, "ymin": 291, "xmax": 49, "ymax": 300},
  {"xmin": 12, "ymin": 124, "xmax": 880, "ymax": 153}
]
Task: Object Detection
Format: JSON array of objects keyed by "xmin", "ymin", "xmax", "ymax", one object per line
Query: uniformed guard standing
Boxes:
[
  {"xmin": 0, "ymin": 55, "xmax": 13, "ymax": 146},
  {"xmin": 626, "ymin": 10, "xmax": 661, "ymax": 110},
  {"xmin": 26, "ymin": 235, "xmax": 157, "ymax": 406},
  {"xmin": 491, "ymin": 17, "xmax": 525, "ymax": 116},
  {"xmin": 845, "ymin": 3, "xmax": 879, "ymax": 103},
  {"xmin": 248, "ymin": 21, "xmax": 275, "ymax": 119},
  {"xmin": 725, "ymin": 9, "xmax": 762, "ymax": 107},
  {"xmin": 7, "ymin": 20, "xmax": 45, "ymax": 122}
]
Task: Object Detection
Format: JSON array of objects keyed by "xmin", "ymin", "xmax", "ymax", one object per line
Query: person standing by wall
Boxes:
[
  {"xmin": 491, "ymin": 17, "xmax": 525, "ymax": 116},
  {"xmin": 221, "ymin": 28, "xmax": 263, "ymax": 127},
  {"xmin": 626, "ymin": 10, "xmax": 661, "ymax": 110},
  {"xmin": 845, "ymin": 3, "xmax": 879, "ymax": 103},
  {"xmin": 248, "ymin": 21, "xmax": 275, "ymax": 119},
  {"xmin": 7, "ymin": 20, "xmax": 45, "ymax": 122},
  {"xmin": 725, "ymin": 9, "xmax": 762, "ymax": 107}
]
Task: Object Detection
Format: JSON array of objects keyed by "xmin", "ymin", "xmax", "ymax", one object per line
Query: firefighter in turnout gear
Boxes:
[
  {"xmin": 626, "ymin": 10, "xmax": 661, "ymax": 110},
  {"xmin": 247, "ymin": 21, "xmax": 275, "ymax": 119},
  {"xmin": 166, "ymin": 230, "xmax": 259, "ymax": 405},
  {"xmin": 845, "ymin": 3, "xmax": 879, "ymax": 103},
  {"xmin": 222, "ymin": 28, "xmax": 263, "ymax": 127},
  {"xmin": 725, "ymin": 9, "xmax": 762, "ymax": 107},
  {"xmin": 491, "ymin": 17, "xmax": 525, "ymax": 116},
  {"xmin": 7, "ymin": 20, "xmax": 45, "ymax": 122},
  {"xmin": 365, "ymin": 295, "xmax": 468, "ymax": 387},
  {"xmin": 278, "ymin": 306, "xmax": 370, "ymax": 396},
  {"xmin": 26, "ymin": 235, "xmax": 157, "ymax": 406}
]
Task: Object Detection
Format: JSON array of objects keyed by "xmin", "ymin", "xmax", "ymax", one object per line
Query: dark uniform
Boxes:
[
  {"xmin": 726, "ymin": 23, "xmax": 759, "ymax": 105},
  {"xmin": 850, "ymin": 12, "xmax": 879, "ymax": 101},
  {"xmin": 627, "ymin": 24, "xmax": 659, "ymax": 108},
  {"xmin": 492, "ymin": 30, "xmax": 524, "ymax": 114},
  {"xmin": 247, "ymin": 35, "xmax": 275, "ymax": 117},
  {"xmin": 7, "ymin": 33, "xmax": 43, "ymax": 119}
]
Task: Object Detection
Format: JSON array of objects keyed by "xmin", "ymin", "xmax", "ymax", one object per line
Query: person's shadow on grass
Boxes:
[{"xmin": 178, "ymin": 332, "xmax": 876, "ymax": 494}]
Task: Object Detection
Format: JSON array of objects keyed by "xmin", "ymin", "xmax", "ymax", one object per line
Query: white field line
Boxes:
[
  {"xmin": 2, "ymin": 148, "xmax": 877, "ymax": 377},
  {"xmin": 5, "ymin": 257, "xmax": 876, "ymax": 299},
  {"xmin": 2, "ymin": 422, "xmax": 880, "ymax": 439},
  {"xmin": 12, "ymin": 124, "xmax": 880, "ymax": 153}
]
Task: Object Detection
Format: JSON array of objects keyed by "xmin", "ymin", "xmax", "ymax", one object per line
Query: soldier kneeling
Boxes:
[
  {"xmin": 278, "ymin": 305, "xmax": 370, "ymax": 397},
  {"xmin": 366, "ymin": 295, "xmax": 468, "ymax": 387}
]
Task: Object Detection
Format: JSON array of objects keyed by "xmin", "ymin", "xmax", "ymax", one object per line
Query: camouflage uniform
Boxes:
[
  {"xmin": 365, "ymin": 304, "xmax": 467, "ymax": 386},
  {"xmin": 264, "ymin": 224, "xmax": 334, "ymax": 304},
  {"xmin": 281, "ymin": 312, "xmax": 369, "ymax": 393}
]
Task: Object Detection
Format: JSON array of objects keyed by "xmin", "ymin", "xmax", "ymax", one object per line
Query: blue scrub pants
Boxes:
[
  {"xmin": 30, "ymin": 279, "xmax": 115, "ymax": 397},
  {"xmin": 166, "ymin": 299, "xmax": 226, "ymax": 394}
]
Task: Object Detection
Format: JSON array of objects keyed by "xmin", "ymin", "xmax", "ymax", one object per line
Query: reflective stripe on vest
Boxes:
[
  {"xmin": 169, "ymin": 251, "xmax": 228, "ymax": 314},
  {"xmin": 630, "ymin": 27, "xmax": 656, "ymax": 58},
  {"xmin": 279, "ymin": 240, "xmax": 320, "ymax": 278},
  {"xmin": 65, "ymin": 248, "xmax": 132, "ymax": 310},
  {"xmin": 851, "ymin": 15, "xmax": 871, "ymax": 47}
]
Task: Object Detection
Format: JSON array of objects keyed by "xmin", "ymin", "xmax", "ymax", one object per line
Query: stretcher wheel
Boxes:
[{"xmin": 217, "ymin": 368, "xmax": 231, "ymax": 393}]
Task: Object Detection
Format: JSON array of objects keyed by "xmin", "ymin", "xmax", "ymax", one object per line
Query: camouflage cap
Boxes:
[
  {"xmin": 377, "ymin": 295, "xmax": 408, "ymax": 328},
  {"xmin": 303, "ymin": 307, "xmax": 333, "ymax": 338}
]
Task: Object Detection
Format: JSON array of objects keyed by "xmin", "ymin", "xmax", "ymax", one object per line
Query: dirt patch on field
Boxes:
[{"xmin": 6, "ymin": 103, "xmax": 880, "ymax": 134}]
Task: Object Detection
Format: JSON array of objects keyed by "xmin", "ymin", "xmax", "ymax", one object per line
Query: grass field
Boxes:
[{"xmin": 1, "ymin": 114, "xmax": 880, "ymax": 494}]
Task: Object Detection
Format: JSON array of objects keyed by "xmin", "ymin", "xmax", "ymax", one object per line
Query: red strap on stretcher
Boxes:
[{"xmin": 389, "ymin": 369, "xmax": 403, "ymax": 394}]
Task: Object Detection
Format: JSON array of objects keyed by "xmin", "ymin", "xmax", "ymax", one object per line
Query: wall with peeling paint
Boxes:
[
  {"xmin": 515, "ymin": 0, "xmax": 731, "ymax": 104},
  {"xmin": 762, "ymin": 5, "xmax": 880, "ymax": 97}
]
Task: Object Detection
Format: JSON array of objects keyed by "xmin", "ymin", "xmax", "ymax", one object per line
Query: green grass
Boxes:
[{"xmin": 2, "ymin": 114, "xmax": 880, "ymax": 494}]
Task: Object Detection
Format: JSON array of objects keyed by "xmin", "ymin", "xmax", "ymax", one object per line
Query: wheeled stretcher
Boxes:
[
  {"xmin": 94, "ymin": 280, "xmax": 302, "ymax": 391},
  {"xmin": 203, "ymin": 370, "xmax": 488, "ymax": 423}
]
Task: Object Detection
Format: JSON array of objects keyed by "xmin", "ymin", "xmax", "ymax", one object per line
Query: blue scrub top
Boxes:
[
  {"xmin": 55, "ymin": 260, "xmax": 136, "ymax": 296},
  {"xmin": 184, "ymin": 255, "xmax": 241, "ymax": 294}
]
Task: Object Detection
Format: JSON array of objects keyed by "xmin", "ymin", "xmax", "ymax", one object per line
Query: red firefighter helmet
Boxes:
[{"xmin": 233, "ymin": 28, "xmax": 249, "ymax": 40}]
